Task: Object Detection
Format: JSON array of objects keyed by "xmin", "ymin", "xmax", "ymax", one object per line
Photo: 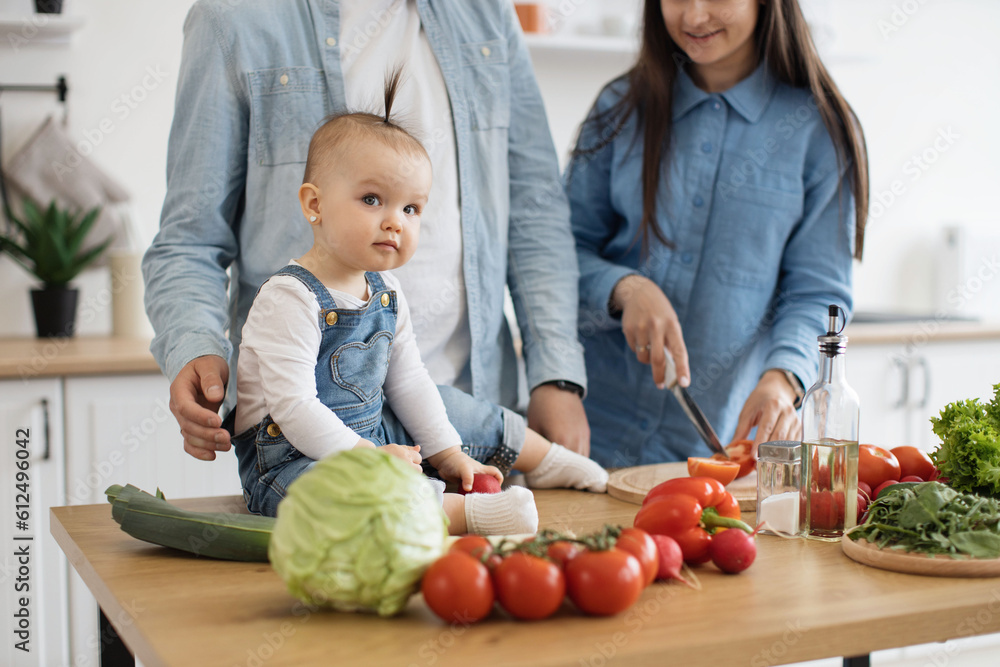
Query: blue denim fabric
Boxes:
[
  {"xmin": 231, "ymin": 266, "xmax": 523, "ymax": 516},
  {"xmin": 143, "ymin": 0, "xmax": 585, "ymax": 413},
  {"xmin": 566, "ymin": 64, "xmax": 854, "ymax": 468}
]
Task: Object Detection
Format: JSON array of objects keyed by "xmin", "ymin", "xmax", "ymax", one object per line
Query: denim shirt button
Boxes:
[
  {"xmin": 701, "ymin": 142, "xmax": 713, "ymax": 154},
  {"xmin": 693, "ymin": 195, "xmax": 704, "ymax": 207},
  {"xmin": 712, "ymin": 100, "xmax": 721, "ymax": 111},
  {"xmin": 325, "ymin": 311, "xmax": 338, "ymax": 325},
  {"xmin": 380, "ymin": 293, "xmax": 390, "ymax": 307},
  {"xmin": 326, "ymin": 37, "xmax": 337, "ymax": 47},
  {"xmin": 681, "ymin": 252, "xmax": 694, "ymax": 264},
  {"xmin": 279, "ymin": 73, "xmax": 289, "ymax": 86}
]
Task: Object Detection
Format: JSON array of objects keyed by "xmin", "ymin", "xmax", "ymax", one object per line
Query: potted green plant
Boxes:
[{"xmin": 0, "ymin": 197, "xmax": 109, "ymax": 337}]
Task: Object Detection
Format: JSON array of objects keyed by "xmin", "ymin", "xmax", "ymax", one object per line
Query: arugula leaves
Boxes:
[
  {"xmin": 930, "ymin": 384, "xmax": 1000, "ymax": 497},
  {"xmin": 849, "ymin": 482, "xmax": 1000, "ymax": 558}
]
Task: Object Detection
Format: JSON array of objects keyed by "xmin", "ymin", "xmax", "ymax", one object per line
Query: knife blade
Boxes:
[{"xmin": 662, "ymin": 348, "xmax": 728, "ymax": 459}]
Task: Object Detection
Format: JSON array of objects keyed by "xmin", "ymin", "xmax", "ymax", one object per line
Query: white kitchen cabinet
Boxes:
[
  {"xmin": 848, "ymin": 337, "xmax": 1000, "ymax": 453},
  {"xmin": 62, "ymin": 373, "xmax": 242, "ymax": 667},
  {"xmin": 0, "ymin": 378, "xmax": 69, "ymax": 667}
]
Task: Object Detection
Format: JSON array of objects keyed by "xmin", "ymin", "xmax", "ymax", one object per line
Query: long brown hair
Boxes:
[{"xmin": 573, "ymin": 0, "xmax": 869, "ymax": 259}]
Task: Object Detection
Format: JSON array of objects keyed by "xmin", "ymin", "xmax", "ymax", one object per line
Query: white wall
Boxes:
[{"xmin": 0, "ymin": 0, "xmax": 998, "ymax": 338}]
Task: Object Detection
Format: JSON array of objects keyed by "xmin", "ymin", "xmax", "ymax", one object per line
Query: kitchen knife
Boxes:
[{"xmin": 662, "ymin": 348, "xmax": 729, "ymax": 459}]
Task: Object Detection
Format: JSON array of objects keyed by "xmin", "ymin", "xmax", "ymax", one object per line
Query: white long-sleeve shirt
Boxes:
[{"xmin": 235, "ymin": 262, "xmax": 462, "ymax": 460}]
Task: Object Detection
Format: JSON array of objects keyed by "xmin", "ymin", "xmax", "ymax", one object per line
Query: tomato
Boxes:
[
  {"xmin": 856, "ymin": 492, "xmax": 868, "ymax": 523},
  {"xmin": 450, "ymin": 536, "xmax": 493, "ymax": 560},
  {"xmin": 547, "ymin": 541, "xmax": 583, "ymax": 569},
  {"xmin": 421, "ymin": 552, "xmax": 494, "ymax": 624},
  {"xmin": 712, "ymin": 439, "xmax": 756, "ymax": 478},
  {"xmin": 687, "ymin": 457, "xmax": 740, "ymax": 485},
  {"xmin": 900, "ymin": 475, "xmax": 925, "ymax": 483},
  {"xmin": 615, "ymin": 528, "xmax": 658, "ymax": 586},
  {"xmin": 858, "ymin": 445, "xmax": 901, "ymax": 489},
  {"xmin": 890, "ymin": 446, "xmax": 936, "ymax": 481},
  {"xmin": 565, "ymin": 548, "xmax": 644, "ymax": 616},
  {"xmin": 493, "ymin": 552, "xmax": 565, "ymax": 621},
  {"xmin": 857, "ymin": 481, "xmax": 872, "ymax": 500},
  {"xmin": 634, "ymin": 494, "xmax": 703, "ymax": 536},
  {"xmin": 643, "ymin": 477, "xmax": 726, "ymax": 509}
]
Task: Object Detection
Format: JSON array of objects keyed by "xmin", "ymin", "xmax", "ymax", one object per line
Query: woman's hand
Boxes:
[
  {"xmin": 428, "ymin": 446, "xmax": 504, "ymax": 492},
  {"xmin": 732, "ymin": 370, "xmax": 802, "ymax": 447},
  {"xmin": 612, "ymin": 274, "xmax": 690, "ymax": 389}
]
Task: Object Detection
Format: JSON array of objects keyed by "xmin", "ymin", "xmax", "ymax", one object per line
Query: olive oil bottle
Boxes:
[{"xmin": 800, "ymin": 305, "xmax": 860, "ymax": 541}]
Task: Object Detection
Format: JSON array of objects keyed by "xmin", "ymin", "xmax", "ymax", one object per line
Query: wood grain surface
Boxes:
[
  {"xmin": 51, "ymin": 491, "xmax": 1000, "ymax": 667},
  {"xmin": 607, "ymin": 462, "xmax": 757, "ymax": 510},
  {"xmin": 0, "ymin": 336, "xmax": 158, "ymax": 378},
  {"xmin": 841, "ymin": 536, "xmax": 1000, "ymax": 578}
]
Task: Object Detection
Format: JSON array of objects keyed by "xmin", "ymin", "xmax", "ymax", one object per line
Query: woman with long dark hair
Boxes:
[{"xmin": 566, "ymin": 0, "xmax": 868, "ymax": 467}]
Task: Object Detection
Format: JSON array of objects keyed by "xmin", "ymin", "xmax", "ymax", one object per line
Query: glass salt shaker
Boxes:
[{"xmin": 756, "ymin": 441, "xmax": 801, "ymax": 536}]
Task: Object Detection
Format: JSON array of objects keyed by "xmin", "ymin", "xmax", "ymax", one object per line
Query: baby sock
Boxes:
[
  {"xmin": 464, "ymin": 486, "xmax": 539, "ymax": 535},
  {"xmin": 523, "ymin": 443, "xmax": 609, "ymax": 493}
]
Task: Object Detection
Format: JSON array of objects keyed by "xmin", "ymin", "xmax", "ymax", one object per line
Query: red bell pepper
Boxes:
[{"xmin": 634, "ymin": 476, "xmax": 753, "ymax": 564}]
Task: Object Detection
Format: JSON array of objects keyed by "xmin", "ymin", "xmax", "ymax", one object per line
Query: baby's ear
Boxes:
[{"xmin": 298, "ymin": 183, "xmax": 322, "ymax": 223}]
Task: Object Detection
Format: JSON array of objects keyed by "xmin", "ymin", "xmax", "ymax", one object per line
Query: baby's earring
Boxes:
[{"xmin": 309, "ymin": 215, "xmax": 318, "ymax": 222}]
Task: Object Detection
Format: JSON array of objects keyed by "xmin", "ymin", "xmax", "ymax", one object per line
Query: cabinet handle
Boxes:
[
  {"xmin": 890, "ymin": 357, "xmax": 909, "ymax": 410},
  {"xmin": 914, "ymin": 356, "xmax": 931, "ymax": 409},
  {"xmin": 40, "ymin": 397, "xmax": 51, "ymax": 461}
]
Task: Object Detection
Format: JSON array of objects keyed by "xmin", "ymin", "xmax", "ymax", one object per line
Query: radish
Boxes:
[
  {"xmin": 650, "ymin": 534, "xmax": 697, "ymax": 588},
  {"xmin": 708, "ymin": 527, "xmax": 757, "ymax": 574}
]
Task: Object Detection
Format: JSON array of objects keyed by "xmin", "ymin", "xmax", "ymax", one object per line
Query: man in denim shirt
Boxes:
[{"xmin": 143, "ymin": 0, "xmax": 590, "ymax": 461}]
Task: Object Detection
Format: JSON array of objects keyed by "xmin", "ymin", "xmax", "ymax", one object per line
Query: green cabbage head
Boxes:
[{"xmin": 268, "ymin": 448, "xmax": 448, "ymax": 616}]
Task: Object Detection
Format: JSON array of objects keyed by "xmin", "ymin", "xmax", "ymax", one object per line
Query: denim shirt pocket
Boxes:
[
  {"xmin": 248, "ymin": 67, "xmax": 329, "ymax": 166},
  {"xmin": 460, "ymin": 40, "xmax": 510, "ymax": 130},
  {"xmin": 711, "ymin": 162, "xmax": 803, "ymax": 289}
]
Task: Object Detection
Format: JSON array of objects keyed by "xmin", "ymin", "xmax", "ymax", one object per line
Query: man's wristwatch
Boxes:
[
  {"xmin": 769, "ymin": 368, "xmax": 805, "ymax": 409},
  {"xmin": 540, "ymin": 380, "xmax": 585, "ymax": 398}
]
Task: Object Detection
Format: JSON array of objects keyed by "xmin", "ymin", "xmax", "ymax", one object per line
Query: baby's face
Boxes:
[{"xmin": 311, "ymin": 140, "xmax": 431, "ymax": 274}]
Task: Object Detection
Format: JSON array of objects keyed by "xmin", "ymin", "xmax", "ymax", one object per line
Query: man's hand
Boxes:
[
  {"xmin": 527, "ymin": 384, "xmax": 591, "ymax": 457},
  {"xmin": 732, "ymin": 370, "xmax": 802, "ymax": 447},
  {"xmin": 170, "ymin": 355, "xmax": 231, "ymax": 461}
]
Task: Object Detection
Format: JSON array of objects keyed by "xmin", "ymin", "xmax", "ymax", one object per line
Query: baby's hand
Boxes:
[
  {"xmin": 380, "ymin": 443, "xmax": 422, "ymax": 471},
  {"xmin": 429, "ymin": 446, "xmax": 503, "ymax": 493}
]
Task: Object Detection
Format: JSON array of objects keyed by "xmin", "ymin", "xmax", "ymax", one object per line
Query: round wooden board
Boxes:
[
  {"xmin": 607, "ymin": 462, "xmax": 757, "ymax": 510},
  {"xmin": 841, "ymin": 536, "xmax": 1000, "ymax": 578}
]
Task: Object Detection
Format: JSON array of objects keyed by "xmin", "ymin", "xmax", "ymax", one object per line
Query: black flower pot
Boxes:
[
  {"xmin": 34, "ymin": 0, "xmax": 63, "ymax": 13},
  {"xmin": 31, "ymin": 286, "xmax": 78, "ymax": 338}
]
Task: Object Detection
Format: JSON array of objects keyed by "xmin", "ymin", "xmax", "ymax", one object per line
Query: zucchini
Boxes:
[{"xmin": 105, "ymin": 484, "xmax": 274, "ymax": 562}]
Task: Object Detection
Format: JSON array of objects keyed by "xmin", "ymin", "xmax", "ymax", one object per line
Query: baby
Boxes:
[{"xmin": 229, "ymin": 70, "xmax": 607, "ymax": 535}]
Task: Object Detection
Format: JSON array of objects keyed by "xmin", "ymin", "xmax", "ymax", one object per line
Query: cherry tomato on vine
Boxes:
[
  {"xmin": 565, "ymin": 548, "xmax": 644, "ymax": 616},
  {"xmin": 615, "ymin": 528, "xmax": 658, "ymax": 586},
  {"xmin": 546, "ymin": 540, "xmax": 583, "ymax": 569},
  {"xmin": 421, "ymin": 552, "xmax": 494, "ymax": 623},
  {"xmin": 493, "ymin": 552, "xmax": 565, "ymax": 620}
]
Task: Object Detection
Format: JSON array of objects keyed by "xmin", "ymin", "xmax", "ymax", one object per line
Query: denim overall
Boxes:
[{"xmin": 231, "ymin": 265, "xmax": 524, "ymax": 517}]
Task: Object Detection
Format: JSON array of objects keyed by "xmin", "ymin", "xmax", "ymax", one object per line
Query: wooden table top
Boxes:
[
  {"xmin": 51, "ymin": 491, "xmax": 1000, "ymax": 667},
  {"xmin": 0, "ymin": 336, "xmax": 159, "ymax": 379}
]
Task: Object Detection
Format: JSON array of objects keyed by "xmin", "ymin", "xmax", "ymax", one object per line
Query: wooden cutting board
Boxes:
[
  {"xmin": 841, "ymin": 536, "xmax": 1000, "ymax": 577},
  {"xmin": 607, "ymin": 462, "xmax": 757, "ymax": 511}
]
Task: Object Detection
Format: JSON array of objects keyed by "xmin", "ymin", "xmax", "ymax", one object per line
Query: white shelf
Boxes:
[
  {"xmin": 0, "ymin": 14, "xmax": 85, "ymax": 45},
  {"xmin": 524, "ymin": 32, "xmax": 638, "ymax": 57},
  {"xmin": 523, "ymin": 31, "xmax": 875, "ymax": 66}
]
